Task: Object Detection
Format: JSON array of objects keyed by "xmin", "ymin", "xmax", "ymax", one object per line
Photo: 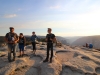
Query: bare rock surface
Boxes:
[{"xmin": 0, "ymin": 44, "xmax": 100, "ymax": 75}]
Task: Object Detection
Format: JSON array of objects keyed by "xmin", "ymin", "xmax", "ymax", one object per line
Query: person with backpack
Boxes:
[
  {"xmin": 30, "ymin": 32, "xmax": 38, "ymax": 54},
  {"xmin": 18, "ymin": 33, "xmax": 26, "ymax": 57},
  {"xmin": 5, "ymin": 27, "xmax": 19, "ymax": 62},
  {"xmin": 43, "ymin": 28, "xmax": 56, "ymax": 63}
]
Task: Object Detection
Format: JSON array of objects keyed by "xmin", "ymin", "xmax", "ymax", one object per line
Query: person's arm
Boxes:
[
  {"xmin": 53, "ymin": 34, "xmax": 56, "ymax": 42},
  {"xmin": 24, "ymin": 37, "xmax": 26, "ymax": 46},
  {"xmin": 36, "ymin": 35, "xmax": 38, "ymax": 39},
  {"xmin": 53, "ymin": 37, "xmax": 57, "ymax": 43},
  {"xmin": 14, "ymin": 34, "xmax": 19, "ymax": 44},
  {"xmin": 36, "ymin": 35, "xmax": 40, "ymax": 41}
]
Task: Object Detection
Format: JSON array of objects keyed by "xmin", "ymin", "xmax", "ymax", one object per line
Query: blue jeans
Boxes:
[{"xmin": 8, "ymin": 44, "xmax": 17, "ymax": 61}]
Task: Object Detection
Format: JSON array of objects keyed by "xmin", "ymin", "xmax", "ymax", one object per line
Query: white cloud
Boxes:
[
  {"xmin": 50, "ymin": 5, "xmax": 60, "ymax": 9},
  {"xmin": 4, "ymin": 14, "xmax": 17, "ymax": 18}
]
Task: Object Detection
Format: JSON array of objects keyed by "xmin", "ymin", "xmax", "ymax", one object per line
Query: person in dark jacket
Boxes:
[
  {"xmin": 30, "ymin": 32, "xmax": 38, "ymax": 54},
  {"xmin": 43, "ymin": 28, "xmax": 56, "ymax": 63},
  {"xmin": 18, "ymin": 33, "xmax": 26, "ymax": 57}
]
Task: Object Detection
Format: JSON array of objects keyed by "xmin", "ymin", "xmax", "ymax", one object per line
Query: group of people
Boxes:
[
  {"xmin": 5, "ymin": 27, "xmax": 56, "ymax": 63},
  {"xmin": 86, "ymin": 43, "xmax": 93, "ymax": 48}
]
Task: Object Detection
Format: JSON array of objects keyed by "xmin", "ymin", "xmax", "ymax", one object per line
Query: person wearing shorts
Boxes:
[{"xmin": 18, "ymin": 33, "xmax": 26, "ymax": 57}]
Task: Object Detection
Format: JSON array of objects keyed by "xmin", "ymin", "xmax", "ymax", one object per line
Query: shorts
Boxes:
[{"xmin": 19, "ymin": 45, "xmax": 24, "ymax": 51}]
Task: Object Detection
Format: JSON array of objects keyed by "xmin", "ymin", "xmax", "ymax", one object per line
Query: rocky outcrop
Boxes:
[
  {"xmin": 40, "ymin": 58, "xmax": 62, "ymax": 75},
  {"xmin": 0, "ymin": 44, "xmax": 100, "ymax": 75}
]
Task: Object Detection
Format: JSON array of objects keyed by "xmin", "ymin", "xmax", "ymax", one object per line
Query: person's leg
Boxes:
[
  {"xmin": 34, "ymin": 42, "xmax": 36, "ymax": 54},
  {"xmin": 33, "ymin": 42, "xmax": 35, "ymax": 50},
  {"xmin": 18, "ymin": 45, "xmax": 21, "ymax": 57},
  {"xmin": 32, "ymin": 42, "xmax": 34, "ymax": 52},
  {"xmin": 33, "ymin": 42, "xmax": 35, "ymax": 54},
  {"xmin": 12, "ymin": 44, "xmax": 16, "ymax": 61},
  {"xmin": 22, "ymin": 45, "xmax": 24, "ymax": 57},
  {"xmin": 43, "ymin": 43, "xmax": 50, "ymax": 62},
  {"xmin": 8, "ymin": 44, "xmax": 12, "ymax": 62},
  {"xmin": 50, "ymin": 43, "xmax": 53, "ymax": 63},
  {"xmin": 19, "ymin": 50, "xmax": 21, "ymax": 57},
  {"xmin": 20, "ymin": 45, "xmax": 23, "ymax": 56},
  {"xmin": 15, "ymin": 43, "xmax": 18, "ymax": 52}
]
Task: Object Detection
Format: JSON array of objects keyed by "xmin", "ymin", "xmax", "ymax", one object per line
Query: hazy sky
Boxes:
[{"xmin": 0, "ymin": 0, "xmax": 100, "ymax": 36}]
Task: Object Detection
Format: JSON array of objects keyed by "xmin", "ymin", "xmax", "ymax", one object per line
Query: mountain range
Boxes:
[{"xmin": 1, "ymin": 35, "xmax": 100, "ymax": 49}]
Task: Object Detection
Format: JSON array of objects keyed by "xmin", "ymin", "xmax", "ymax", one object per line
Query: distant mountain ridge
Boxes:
[
  {"xmin": 29, "ymin": 35, "xmax": 69, "ymax": 45},
  {"xmin": 64, "ymin": 36, "xmax": 83, "ymax": 44},
  {"xmin": 0, "ymin": 36, "xmax": 69, "ymax": 46}
]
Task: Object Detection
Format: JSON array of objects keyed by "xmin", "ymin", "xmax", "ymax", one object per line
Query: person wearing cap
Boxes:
[
  {"xmin": 18, "ymin": 33, "xmax": 26, "ymax": 57},
  {"xmin": 5, "ymin": 27, "xmax": 19, "ymax": 62},
  {"xmin": 43, "ymin": 28, "xmax": 56, "ymax": 63},
  {"xmin": 30, "ymin": 31, "xmax": 38, "ymax": 54}
]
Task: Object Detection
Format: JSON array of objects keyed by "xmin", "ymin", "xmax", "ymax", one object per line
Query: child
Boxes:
[
  {"xmin": 18, "ymin": 33, "xmax": 26, "ymax": 57},
  {"xmin": 30, "ymin": 32, "xmax": 38, "ymax": 54}
]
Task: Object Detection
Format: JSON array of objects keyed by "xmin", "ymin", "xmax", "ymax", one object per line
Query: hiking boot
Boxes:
[
  {"xmin": 43, "ymin": 59, "xmax": 48, "ymax": 63},
  {"xmin": 50, "ymin": 59, "xmax": 52, "ymax": 63},
  {"xmin": 18, "ymin": 55, "xmax": 21, "ymax": 58},
  {"xmin": 9, "ymin": 60, "xmax": 12, "ymax": 62},
  {"xmin": 13, "ymin": 58, "xmax": 15, "ymax": 61},
  {"xmin": 21, "ymin": 55, "xmax": 23, "ymax": 57},
  {"xmin": 33, "ymin": 51, "xmax": 36, "ymax": 55}
]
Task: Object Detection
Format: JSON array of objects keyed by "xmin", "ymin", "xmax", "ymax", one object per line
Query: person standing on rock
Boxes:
[
  {"xmin": 18, "ymin": 33, "xmax": 26, "ymax": 57},
  {"xmin": 43, "ymin": 28, "xmax": 56, "ymax": 63},
  {"xmin": 5, "ymin": 27, "xmax": 19, "ymax": 62},
  {"xmin": 30, "ymin": 31, "xmax": 38, "ymax": 54}
]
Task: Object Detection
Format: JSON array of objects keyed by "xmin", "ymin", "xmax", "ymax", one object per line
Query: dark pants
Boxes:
[
  {"xmin": 8, "ymin": 44, "xmax": 16, "ymax": 61},
  {"xmin": 46, "ymin": 42, "xmax": 53, "ymax": 60},
  {"xmin": 32, "ymin": 42, "xmax": 36, "ymax": 51},
  {"xmin": 19, "ymin": 44, "xmax": 24, "ymax": 51}
]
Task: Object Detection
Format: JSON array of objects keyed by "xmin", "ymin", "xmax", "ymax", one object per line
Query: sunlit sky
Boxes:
[{"xmin": 0, "ymin": 0, "xmax": 100, "ymax": 36}]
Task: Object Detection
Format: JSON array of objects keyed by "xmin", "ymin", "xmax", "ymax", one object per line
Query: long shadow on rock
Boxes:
[
  {"xmin": 95, "ymin": 67, "xmax": 100, "ymax": 74},
  {"xmin": 81, "ymin": 56, "xmax": 91, "ymax": 61},
  {"xmin": 60, "ymin": 66, "xmax": 84, "ymax": 75},
  {"xmin": 73, "ymin": 53, "xmax": 79, "ymax": 57},
  {"xmin": 85, "ymin": 72, "xmax": 97, "ymax": 75},
  {"xmin": 25, "ymin": 54, "xmax": 43, "ymax": 75},
  {"xmin": 0, "ymin": 57, "xmax": 8, "ymax": 69},
  {"xmin": 56, "ymin": 50, "xmax": 70, "ymax": 53}
]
